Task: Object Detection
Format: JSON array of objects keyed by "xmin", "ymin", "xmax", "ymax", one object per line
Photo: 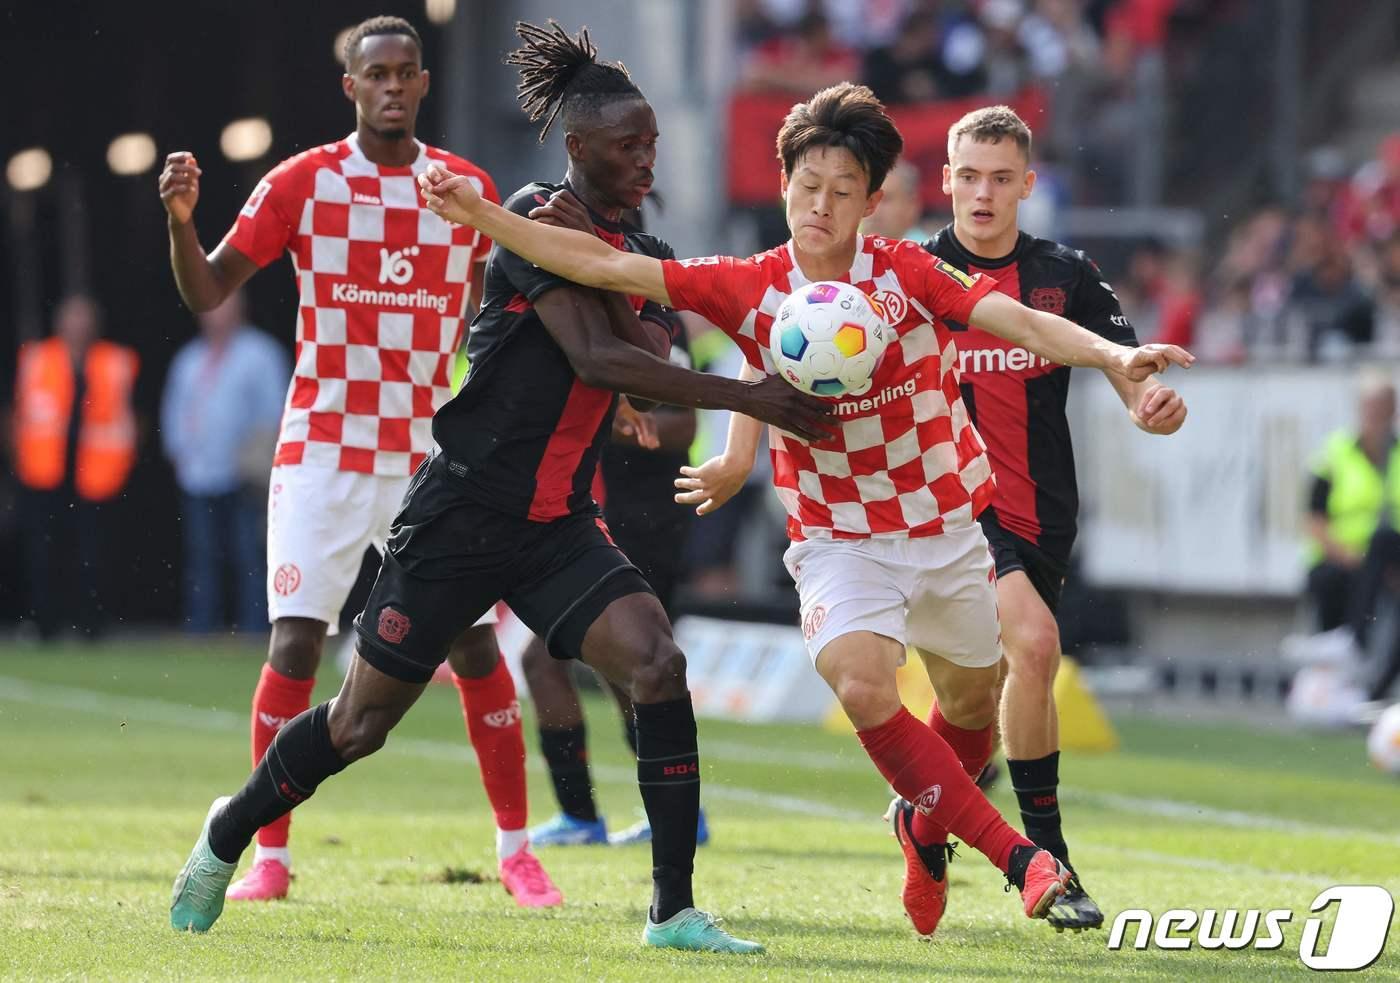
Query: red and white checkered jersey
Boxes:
[
  {"xmin": 222, "ymin": 134, "xmax": 498, "ymax": 475},
  {"xmin": 663, "ymin": 235, "xmax": 998, "ymax": 541}
]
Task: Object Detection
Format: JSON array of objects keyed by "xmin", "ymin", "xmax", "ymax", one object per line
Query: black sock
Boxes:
[
  {"xmin": 208, "ymin": 702, "xmax": 348, "ymax": 863},
  {"xmin": 634, "ymin": 696, "xmax": 698, "ymax": 923},
  {"xmin": 1008, "ymin": 752, "xmax": 1070, "ymax": 868},
  {"xmin": 621, "ymin": 713, "xmax": 639, "ymax": 757},
  {"xmin": 539, "ymin": 724, "xmax": 598, "ymax": 823}
]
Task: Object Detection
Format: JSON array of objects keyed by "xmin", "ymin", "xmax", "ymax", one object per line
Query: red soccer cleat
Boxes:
[
  {"xmin": 499, "ymin": 846, "xmax": 564, "ymax": 908},
  {"xmin": 886, "ymin": 797, "xmax": 953, "ymax": 938},
  {"xmin": 225, "ymin": 858, "xmax": 290, "ymax": 901},
  {"xmin": 1016, "ymin": 848, "xmax": 1072, "ymax": 919}
]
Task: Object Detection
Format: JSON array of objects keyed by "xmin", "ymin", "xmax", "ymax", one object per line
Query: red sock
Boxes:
[
  {"xmin": 857, "ymin": 706, "xmax": 1030, "ymax": 872},
  {"xmin": 454, "ymin": 658, "xmax": 528, "ymax": 831},
  {"xmin": 250, "ymin": 664, "xmax": 316, "ymax": 849},
  {"xmin": 911, "ymin": 702, "xmax": 997, "ymax": 846}
]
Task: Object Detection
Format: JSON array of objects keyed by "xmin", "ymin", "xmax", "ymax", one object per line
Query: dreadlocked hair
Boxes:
[{"xmin": 506, "ymin": 20, "xmax": 645, "ymax": 142}]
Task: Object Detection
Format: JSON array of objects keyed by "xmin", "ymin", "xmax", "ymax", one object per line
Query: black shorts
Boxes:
[
  {"xmin": 354, "ymin": 454, "xmax": 653, "ymax": 683},
  {"xmin": 977, "ymin": 507, "xmax": 1069, "ymax": 613},
  {"xmin": 606, "ymin": 510, "xmax": 690, "ymax": 614}
]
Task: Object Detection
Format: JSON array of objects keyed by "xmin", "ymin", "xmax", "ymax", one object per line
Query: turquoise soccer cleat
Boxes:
[
  {"xmin": 642, "ymin": 907, "xmax": 764, "ymax": 954},
  {"xmin": 170, "ymin": 797, "xmax": 237, "ymax": 933}
]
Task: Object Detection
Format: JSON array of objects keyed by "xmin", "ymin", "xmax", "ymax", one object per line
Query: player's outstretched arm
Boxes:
[
  {"xmin": 534, "ymin": 288, "xmax": 834, "ymax": 443},
  {"xmin": 1105, "ymin": 373, "xmax": 1188, "ymax": 435},
  {"xmin": 675, "ymin": 362, "xmax": 765, "ymax": 516},
  {"xmin": 159, "ymin": 152, "xmax": 258, "ymax": 313},
  {"xmin": 968, "ymin": 291, "xmax": 1195, "ymax": 381},
  {"xmin": 419, "ymin": 166, "xmax": 671, "ymax": 305}
]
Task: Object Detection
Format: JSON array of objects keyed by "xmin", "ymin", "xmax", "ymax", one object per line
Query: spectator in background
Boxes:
[
  {"xmin": 862, "ymin": 160, "xmax": 932, "ymax": 240},
  {"xmin": 161, "ymin": 292, "xmax": 287, "ymax": 633},
  {"xmin": 740, "ymin": 7, "xmax": 860, "ymax": 95},
  {"xmin": 10, "ymin": 295, "xmax": 139, "ymax": 640},
  {"xmin": 1289, "ymin": 241, "xmax": 1375, "ymax": 361},
  {"xmin": 1304, "ymin": 374, "xmax": 1398, "ymax": 632},
  {"xmin": 1340, "ymin": 134, "xmax": 1400, "ymax": 248},
  {"xmin": 863, "ymin": 10, "xmax": 943, "ymax": 106}
]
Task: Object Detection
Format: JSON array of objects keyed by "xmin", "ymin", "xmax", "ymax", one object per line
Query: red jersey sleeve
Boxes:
[
  {"xmin": 899, "ymin": 240, "xmax": 996, "ymax": 325},
  {"xmin": 220, "ymin": 156, "xmax": 307, "ymax": 268},
  {"xmin": 661, "ymin": 255, "xmax": 768, "ymax": 336}
]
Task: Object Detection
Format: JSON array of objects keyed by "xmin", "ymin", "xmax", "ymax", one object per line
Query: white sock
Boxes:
[
  {"xmin": 496, "ymin": 827, "xmax": 528, "ymax": 860},
  {"xmin": 253, "ymin": 845, "xmax": 291, "ymax": 868}
]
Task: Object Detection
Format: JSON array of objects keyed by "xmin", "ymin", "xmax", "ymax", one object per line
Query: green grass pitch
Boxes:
[{"xmin": 0, "ymin": 640, "xmax": 1397, "ymax": 980}]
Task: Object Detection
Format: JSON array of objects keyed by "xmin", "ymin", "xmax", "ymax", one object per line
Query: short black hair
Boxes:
[
  {"xmin": 777, "ymin": 82, "xmax": 903, "ymax": 194},
  {"xmin": 506, "ymin": 20, "xmax": 646, "ymax": 142},
  {"xmin": 344, "ymin": 16, "xmax": 423, "ymax": 69}
]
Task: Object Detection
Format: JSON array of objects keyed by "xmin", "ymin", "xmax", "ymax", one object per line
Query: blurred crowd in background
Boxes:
[{"xmin": 3, "ymin": 0, "xmax": 1400, "ymax": 667}]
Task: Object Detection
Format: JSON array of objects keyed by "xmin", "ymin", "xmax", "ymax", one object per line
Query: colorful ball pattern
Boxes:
[{"xmin": 769, "ymin": 280, "xmax": 891, "ymax": 398}]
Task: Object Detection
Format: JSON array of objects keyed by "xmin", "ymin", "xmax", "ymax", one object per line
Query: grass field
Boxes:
[{"xmin": 1, "ymin": 639, "xmax": 1397, "ymax": 981}]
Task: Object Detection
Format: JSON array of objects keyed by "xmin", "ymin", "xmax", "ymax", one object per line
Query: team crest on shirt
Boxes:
[
  {"xmin": 1029, "ymin": 287, "xmax": 1067, "ymax": 314},
  {"xmin": 377, "ymin": 607, "xmax": 412, "ymax": 644},
  {"xmin": 933, "ymin": 258, "xmax": 977, "ymax": 291},
  {"xmin": 868, "ymin": 289, "xmax": 908, "ymax": 325}
]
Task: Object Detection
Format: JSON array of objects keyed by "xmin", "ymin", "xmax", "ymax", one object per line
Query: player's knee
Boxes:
[
  {"xmin": 833, "ymin": 676, "xmax": 900, "ymax": 729},
  {"xmin": 446, "ymin": 628, "xmax": 499, "ymax": 680},
  {"xmin": 628, "ymin": 640, "xmax": 687, "ymax": 703},
  {"xmin": 1008, "ymin": 622, "xmax": 1060, "ymax": 688},
  {"xmin": 327, "ymin": 703, "xmax": 391, "ymax": 763},
  {"xmin": 267, "ymin": 618, "xmax": 326, "ymax": 679}
]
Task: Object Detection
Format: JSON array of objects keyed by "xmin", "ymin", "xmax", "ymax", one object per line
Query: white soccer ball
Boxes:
[
  {"xmin": 769, "ymin": 280, "xmax": 891, "ymax": 397},
  {"xmin": 1366, "ymin": 702, "xmax": 1400, "ymax": 775}
]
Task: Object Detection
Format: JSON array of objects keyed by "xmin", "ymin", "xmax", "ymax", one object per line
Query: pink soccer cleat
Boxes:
[
  {"xmin": 225, "ymin": 858, "xmax": 291, "ymax": 901},
  {"xmin": 498, "ymin": 846, "xmax": 563, "ymax": 908}
]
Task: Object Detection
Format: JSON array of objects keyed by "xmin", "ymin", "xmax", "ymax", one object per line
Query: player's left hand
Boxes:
[
  {"xmin": 1132, "ymin": 382, "xmax": 1187, "ymax": 434},
  {"xmin": 1114, "ymin": 343, "xmax": 1194, "ymax": 382},
  {"xmin": 528, "ymin": 190, "xmax": 594, "ymax": 235},
  {"xmin": 675, "ymin": 454, "xmax": 751, "ymax": 515},
  {"xmin": 614, "ymin": 397, "xmax": 660, "ymax": 449},
  {"xmin": 418, "ymin": 165, "xmax": 482, "ymax": 226}
]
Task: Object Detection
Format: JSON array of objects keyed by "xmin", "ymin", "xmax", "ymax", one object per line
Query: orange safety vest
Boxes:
[{"xmin": 13, "ymin": 337, "xmax": 139, "ymax": 500}]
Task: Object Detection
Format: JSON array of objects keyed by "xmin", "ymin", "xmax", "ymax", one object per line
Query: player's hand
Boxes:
[
  {"xmin": 613, "ymin": 397, "xmax": 660, "ymax": 449},
  {"xmin": 418, "ymin": 165, "xmax": 482, "ymax": 226},
  {"xmin": 1113, "ymin": 343, "xmax": 1194, "ymax": 382},
  {"xmin": 528, "ymin": 190, "xmax": 594, "ymax": 235},
  {"xmin": 1132, "ymin": 382, "xmax": 1187, "ymax": 434},
  {"xmin": 159, "ymin": 151, "xmax": 201, "ymax": 225},
  {"xmin": 741, "ymin": 374, "xmax": 836, "ymax": 443},
  {"xmin": 675, "ymin": 454, "xmax": 751, "ymax": 515}
]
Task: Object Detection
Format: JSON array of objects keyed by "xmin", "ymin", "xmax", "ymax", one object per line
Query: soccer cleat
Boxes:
[
  {"xmin": 1046, "ymin": 870, "xmax": 1105, "ymax": 932},
  {"xmin": 498, "ymin": 846, "xmax": 564, "ymax": 907},
  {"xmin": 170, "ymin": 797, "xmax": 237, "ymax": 933},
  {"xmin": 975, "ymin": 760, "xmax": 1001, "ymax": 791},
  {"xmin": 1009, "ymin": 847, "xmax": 1072, "ymax": 920},
  {"xmin": 608, "ymin": 807, "xmax": 711, "ymax": 847},
  {"xmin": 642, "ymin": 907, "xmax": 764, "ymax": 954},
  {"xmin": 225, "ymin": 858, "xmax": 290, "ymax": 901},
  {"xmin": 527, "ymin": 812, "xmax": 608, "ymax": 847},
  {"xmin": 885, "ymin": 796, "xmax": 952, "ymax": 938}
]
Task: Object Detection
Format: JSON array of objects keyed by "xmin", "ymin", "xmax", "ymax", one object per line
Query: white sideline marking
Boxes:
[{"xmin": 2, "ymin": 676, "xmax": 1394, "ymax": 847}]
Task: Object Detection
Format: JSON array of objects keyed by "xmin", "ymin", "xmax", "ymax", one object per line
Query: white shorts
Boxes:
[
  {"xmin": 782, "ymin": 519, "xmax": 1002, "ymax": 669},
  {"xmin": 266, "ymin": 464, "xmax": 497, "ymax": 633}
]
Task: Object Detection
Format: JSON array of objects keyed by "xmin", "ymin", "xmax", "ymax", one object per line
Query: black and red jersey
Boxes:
[
  {"xmin": 432, "ymin": 181, "xmax": 680, "ymax": 522},
  {"xmin": 924, "ymin": 226, "xmax": 1138, "ymax": 562}
]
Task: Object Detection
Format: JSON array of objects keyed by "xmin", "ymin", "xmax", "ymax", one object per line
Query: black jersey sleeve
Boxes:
[
  {"xmin": 496, "ymin": 186, "xmax": 574, "ymax": 302},
  {"xmin": 635, "ymin": 237, "xmax": 683, "ymax": 334},
  {"xmin": 1069, "ymin": 252, "xmax": 1139, "ymax": 347}
]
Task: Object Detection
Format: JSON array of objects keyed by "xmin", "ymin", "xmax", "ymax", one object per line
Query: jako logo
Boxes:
[
  {"xmin": 379, "ymin": 245, "xmax": 420, "ymax": 285},
  {"xmin": 1107, "ymin": 885, "xmax": 1394, "ymax": 971}
]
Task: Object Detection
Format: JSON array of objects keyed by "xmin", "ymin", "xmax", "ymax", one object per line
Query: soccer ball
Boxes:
[
  {"xmin": 1366, "ymin": 703, "xmax": 1400, "ymax": 775},
  {"xmin": 769, "ymin": 281, "xmax": 891, "ymax": 397}
]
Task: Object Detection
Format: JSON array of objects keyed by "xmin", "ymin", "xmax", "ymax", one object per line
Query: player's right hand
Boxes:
[
  {"xmin": 159, "ymin": 151, "xmax": 201, "ymax": 224},
  {"xmin": 675, "ymin": 455, "xmax": 750, "ymax": 515},
  {"xmin": 742, "ymin": 374, "xmax": 836, "ymax": 443},
  {"xmin": 418, "ymin": 165, "xmax": 481, "ymax": 226}
]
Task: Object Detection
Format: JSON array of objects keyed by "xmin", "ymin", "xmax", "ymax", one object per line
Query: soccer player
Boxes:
[
  {"xmin": 416, "ymin": 80, "xmax": 1192, "ymax": 939},
  {"xmin": 158, "ymin": 16, "xmax": 561, "ymax": 907},
  {"xmin": 922, "ymin": 106, "xmax": 1187, "ymax": 931},
  {"xmin": 170, "ymin": 21, "xmax": 831, "ymax": 951},
  {"xmin": 521, "ymin": 286, "xmax": 703, "ymax": 848}
]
